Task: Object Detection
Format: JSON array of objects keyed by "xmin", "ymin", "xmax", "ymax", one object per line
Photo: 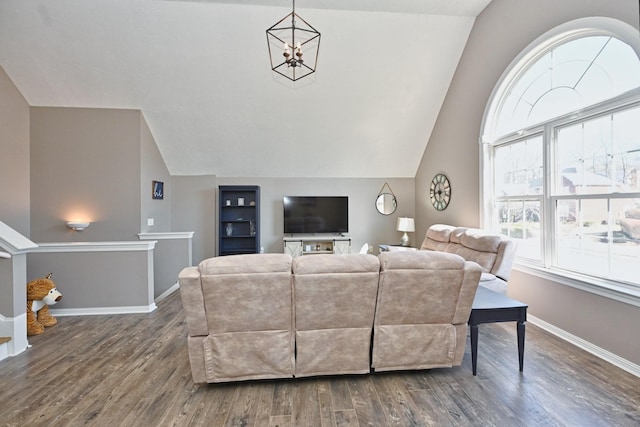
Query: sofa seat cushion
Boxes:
[
  {"xmin": 478, "ymin": 272, "xmax": 508, "ymax": 294},
  {"xmin": 480, "ymin": 272, "xmax": 496, "ymax": 282}
]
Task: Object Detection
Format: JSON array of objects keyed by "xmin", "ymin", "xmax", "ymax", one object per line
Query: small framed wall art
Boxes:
[{"xmin": 152, "ymin": 180, "xmax": 164, "ymax": 200}]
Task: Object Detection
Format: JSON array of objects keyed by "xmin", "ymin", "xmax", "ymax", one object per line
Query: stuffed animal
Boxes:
[{"xmin": 26, "ymin": 273, "xmax": 62, "ymax": 336}]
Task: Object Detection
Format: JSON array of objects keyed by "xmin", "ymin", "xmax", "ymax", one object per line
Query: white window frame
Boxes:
[{"xmin": 480, "ymin": 18, "xmax": 640, "ymax": 307}]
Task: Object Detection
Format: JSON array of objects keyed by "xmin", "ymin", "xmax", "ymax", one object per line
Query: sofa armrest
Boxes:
[
  {"xmin": 491, "ymin": 239, "xmax": 517, "ymax": 282},
  {"xmin": 178, "ymin": 266, "xmax": 208, "ymax": 337},
  {"xmin": 452, "ymin": 261, "xmax": 482, "ymax": 324}
]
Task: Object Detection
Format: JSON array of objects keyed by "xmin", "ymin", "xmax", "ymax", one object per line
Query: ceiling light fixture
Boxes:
[{"xmin": 266, "ymin": 0, "xmax": 321, "ymax": 81}]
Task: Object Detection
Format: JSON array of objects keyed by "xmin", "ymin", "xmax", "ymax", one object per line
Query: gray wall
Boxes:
[
  {"xmin": 0, "ymin": 65, "xmax": 30, "ymax": 236},
  {"xmin": 416, "ymin": 0, "xmax": 640, "ymax": 365},
  {"xmin": 171, "ymin": 175, "xmax": 217, "ymax": 265},
  {"xmin": 27, "ymin": 106, "xmax": 182, "ymax": 311},
  {"xmin": 147, "ymin": 237, "xmax": 191, "ymax": 298},
  {"xmin": 0, "ymin": 66, "xmax": 30, "ymax": 319},
  {"xmin": 217, "ymin": 177, "xmax": 416, "ymax": 256},
  {"xmin": 140, "ymin": 115, "xmax": 172, "ymax": 233},
  {"xmin": 30, "ymin": 107, "xmax": 142, "ymax": 242},
  {"xmin": 28, "ymin": 250, "xmax": 153, "ymax": 309}
]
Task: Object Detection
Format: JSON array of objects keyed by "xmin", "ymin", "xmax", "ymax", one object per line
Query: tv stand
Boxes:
[{"xmin": 283, "ymin": 235, "xmax": 351, "ymax": 257}]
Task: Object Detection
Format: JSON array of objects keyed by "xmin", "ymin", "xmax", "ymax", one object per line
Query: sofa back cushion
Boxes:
[
  {"xmin": 449, "ymin": 231, "xmax": 501, "ymax": 273},
  {"xmin": 420, "ymin": 223, "xmax": 454, "ymax": 251},
  {"xmin": 198, "ymin": 254, "xmax": 293, "ymax": 334},
  {"xmin": 292, "ymin": 254, "xmax": 380, "ymax": 331},
  {"xmin": 376, "ymin": 250, "xmax": 467, "ymax": 325},
  {"xmin": 420, "ymin": 225, "xmax": 515, "ymax": 280}
]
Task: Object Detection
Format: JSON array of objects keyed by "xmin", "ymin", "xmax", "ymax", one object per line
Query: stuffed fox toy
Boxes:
[{"xmin": 27, "ymin": 273, "xmax": 62, "ymax": 336}]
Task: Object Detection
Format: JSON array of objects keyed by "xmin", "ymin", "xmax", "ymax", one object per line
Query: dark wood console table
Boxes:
[{"xmin": 469, "ymin": 286, "xmax": 528, "ymax": 376}]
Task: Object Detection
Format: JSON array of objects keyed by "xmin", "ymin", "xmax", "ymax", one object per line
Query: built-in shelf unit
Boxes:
[{"xmin": 218, "ymin": 185, "xmax": 260, "ymax": 256}]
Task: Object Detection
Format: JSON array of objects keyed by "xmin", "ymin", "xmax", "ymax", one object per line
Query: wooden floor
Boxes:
[{"xmin": 1, "ymin": 292, "xmax": 638, "ymax": 427}]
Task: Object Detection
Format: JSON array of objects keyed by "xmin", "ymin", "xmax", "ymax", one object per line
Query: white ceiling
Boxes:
[{"xmin": 0, "ymin": 0, "xmax": 492, "ymax": 178}]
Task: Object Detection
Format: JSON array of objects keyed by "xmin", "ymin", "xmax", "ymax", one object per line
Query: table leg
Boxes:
[
  {"xmin": 470, "ymin": 323, "xmax": 478, "ymax": 376},
  {"xmin": 517, "ymin": 320, "xmax": 525, "ymax": 372}
]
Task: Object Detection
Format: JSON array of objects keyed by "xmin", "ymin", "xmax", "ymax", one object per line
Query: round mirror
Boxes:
[{"xmin": 376, "ymin": 193, "xmax": 397, "ymax": 215}]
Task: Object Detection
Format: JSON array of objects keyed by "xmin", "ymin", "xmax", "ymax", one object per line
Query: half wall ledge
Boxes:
[{"xmin": 28, "ymin": 241, "xmax": 157, "ymax": 316}]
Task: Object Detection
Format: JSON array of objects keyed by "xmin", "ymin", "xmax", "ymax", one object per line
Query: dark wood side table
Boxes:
[{"xmin": 468, "ymin": 286, "xmax": 528, "ymax": 376}]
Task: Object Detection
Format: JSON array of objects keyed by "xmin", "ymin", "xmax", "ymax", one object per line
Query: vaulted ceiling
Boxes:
[{"xmin": 0, "ymin": 0, "xmax": 492, "ymax": 177}]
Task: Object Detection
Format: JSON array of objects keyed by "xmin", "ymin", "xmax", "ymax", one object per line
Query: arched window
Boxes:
[{"xmin": 481, "ymin": 18, "xmax": 640, "ymax": 290}]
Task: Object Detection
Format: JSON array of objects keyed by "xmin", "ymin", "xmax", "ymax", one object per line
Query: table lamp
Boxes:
[{"xmin": 396, "ymin": 217, "xmax": 415, "ymax": 247}]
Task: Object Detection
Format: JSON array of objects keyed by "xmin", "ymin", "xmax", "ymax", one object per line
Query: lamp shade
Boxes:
[{"xmin": 396, "ymin": 217, "xmax": 415, "ymax": 232}]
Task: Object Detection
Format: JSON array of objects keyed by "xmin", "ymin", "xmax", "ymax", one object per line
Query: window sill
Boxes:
[{"xmin": 514, "ymin": 260, "xmax": 640, "ymax": 308}]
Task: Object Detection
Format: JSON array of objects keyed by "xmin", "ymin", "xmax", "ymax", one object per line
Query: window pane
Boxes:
[
  {"xmin": 615, "ymin": 202, "xmax": 640, "ymax": 283},
  {"xmin": 556, "ymin": 198, "xmax": 640, "ymax": 283},
  {"xmin": 611, "ymin": 108, "xmax": 640, "ymax": 192},
  {"xmin": 494, "ymin": 137, "xmax": 543, "ymax": 196},
  {"xmin": 494, "ymin": 36, "xmax": 640, "ymax": 138},
  {"xmin": 556, "ymin": 110, "xmax": 640, "ymax": 195},
  {"xmin": 497, "ymin": 200, "xmax": 541, "ymax": 260}
]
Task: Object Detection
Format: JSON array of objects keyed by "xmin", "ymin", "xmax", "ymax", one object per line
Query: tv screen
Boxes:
[{"xmin": 283, "ymin": 196, "xmax": 348, "ymax": 234}]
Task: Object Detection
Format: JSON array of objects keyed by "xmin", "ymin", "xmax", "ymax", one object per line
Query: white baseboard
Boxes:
[
  {"xmin": 528, "ymin": 314, "xmax": 640, "ymax": 378},
  {"xmin": 50, "ymin": 303, "xmax": 157, "ymax": 317},
  {"xmin": 155, "ymin": 282, "xmax": 179, "ymax": 303}
]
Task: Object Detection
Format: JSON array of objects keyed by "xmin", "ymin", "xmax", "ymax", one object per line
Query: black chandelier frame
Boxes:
[{"xmin": 266, "ymin": 1, "xmax": 321, "ymax": 81}]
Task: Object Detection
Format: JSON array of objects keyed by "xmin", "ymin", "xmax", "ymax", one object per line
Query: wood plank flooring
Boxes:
[{"xmin": 1, "ymin": 291, "xmax": 638, "ymax": 426}]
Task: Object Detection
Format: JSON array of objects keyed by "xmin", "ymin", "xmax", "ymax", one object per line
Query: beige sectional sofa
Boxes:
[
  {"xmin": 179, "ymin": 251, "xmax": 481, "ymax": 384},
  {"xmin": 419, "ymin": 224, "xmax": 517, "ymax": 294}
]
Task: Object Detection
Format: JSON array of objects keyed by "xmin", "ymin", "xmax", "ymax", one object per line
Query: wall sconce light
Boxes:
[
  {"xmin": 396, "ymin": 217, "xmax": 415, "ymax": 247},
  {"xmin": 67, "ymin": 221, "xmax": 90, "ymax": 231}
]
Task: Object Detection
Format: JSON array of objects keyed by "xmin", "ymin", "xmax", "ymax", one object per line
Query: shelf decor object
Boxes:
[
  {"xmin": 396, "ymin": 217, "xmax": 415, "ymax": 247},
  {"xmin": 218, "ymin": 185, "xmax": 260, "ymax": 256},
  {"xmin": 266, "ymin": 0, "xmax": 321, "ymax": 82}
]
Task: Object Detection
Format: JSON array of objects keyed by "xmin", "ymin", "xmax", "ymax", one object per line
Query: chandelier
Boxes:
[{"xmin": 266, "ymin": 0, "xmax": 321, "ymax": 81}]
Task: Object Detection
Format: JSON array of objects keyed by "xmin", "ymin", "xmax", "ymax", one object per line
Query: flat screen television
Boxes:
[{"xmin": 283, "ymin": 196, "xmax": 348, "ymax": 234}]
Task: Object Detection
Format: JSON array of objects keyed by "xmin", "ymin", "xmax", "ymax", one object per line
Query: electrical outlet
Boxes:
[{"xmin": 147, "ymin": 218, "xmax": 154, "ymax": 226}]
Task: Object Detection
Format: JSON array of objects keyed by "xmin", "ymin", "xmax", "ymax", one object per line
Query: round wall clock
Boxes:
[{"xmin": 430, "ymin": 173, "xmax": 451, "ymax": 211}]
